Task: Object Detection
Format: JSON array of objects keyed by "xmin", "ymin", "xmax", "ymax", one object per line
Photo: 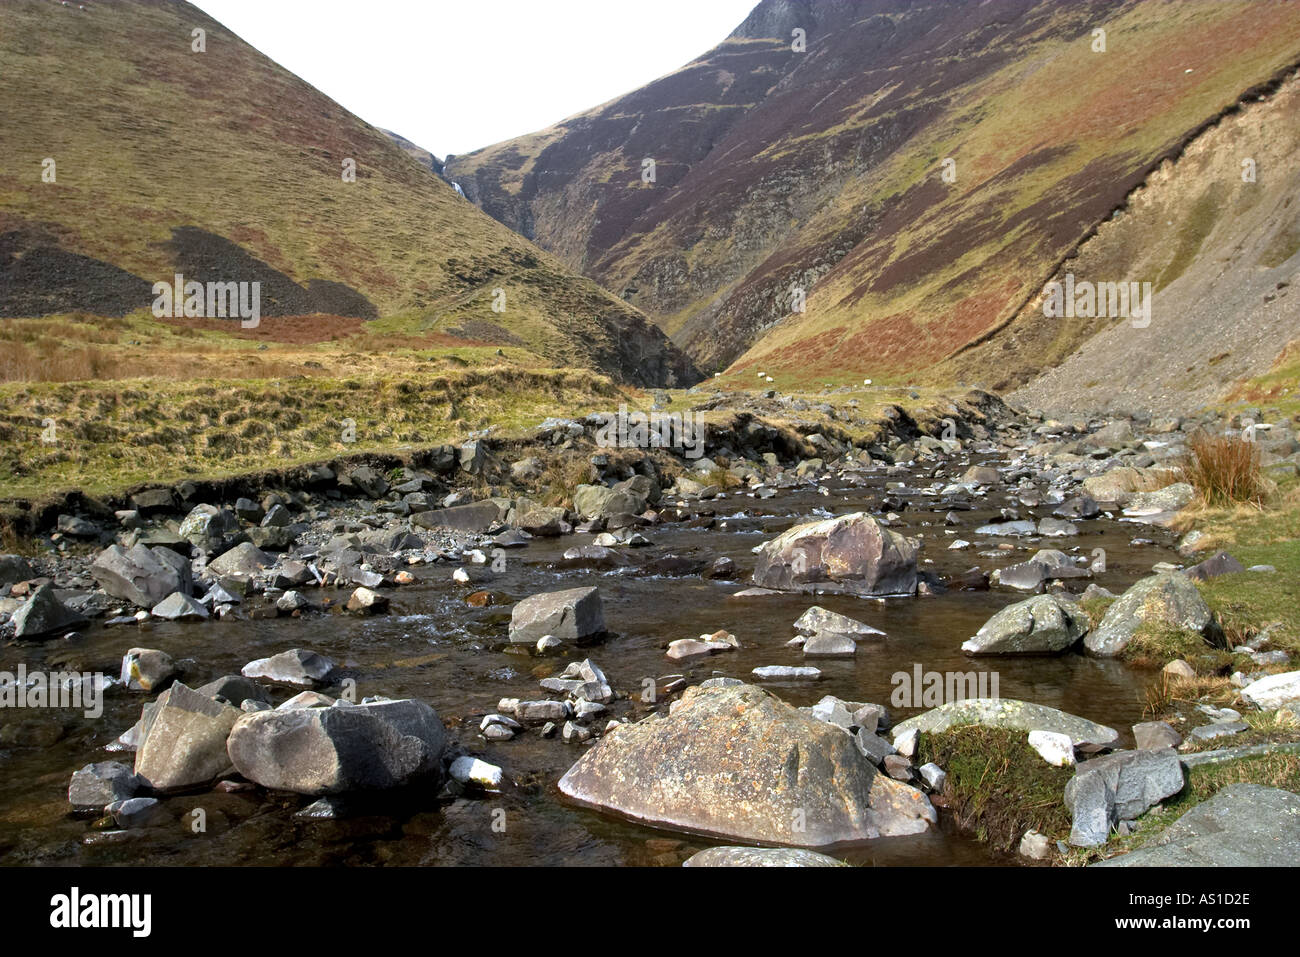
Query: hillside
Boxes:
[
  {"xmin": 0, "ymin": 0, "xmax": 697, "ymax": 387},
  {"xmin": 1003, "ymin": 71, "xmax": 1300, "ymax": 415},
  {"xmin": 446, "ymin": 0, "xmax": 1300, "ymax": 386}
]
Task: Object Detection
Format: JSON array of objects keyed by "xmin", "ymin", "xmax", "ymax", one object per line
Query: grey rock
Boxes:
[
  {"xmin": 509, "ymin": 586, "xmax": 604, "ymax": 645},
  {"xmin": 1094, "ymin": 784, "xmax": 1300, "ymax": 867},
  {"xmin": 893, "ymin": 698, "xmax": 1118, "ymax": 749},
  {"xmin": 91, "ymin": 544, "xmax": 192, "ymax": 608},
  {"xmin": 227, "ymin": 698, "xmax": 446, "ymax": 795},
  {"xmin": 1085, "ymin": 573, "xmax": 1215, "ymax": 658},
  {"xmin": 120, "ymin": 648, "xmax": 178, "ymax": 692},
  {"xmin": 134, "ymin": 682, "xmax": 242, "ymax": 790},
  {"xmin": 753, "ymin": 512, "xmax": 918, "ymax": 597},
  {"xmin": 1133, "ymin": 721, "xmax": 1182, "ymax": 751},
  {"xmin": 68, "ymin": 762, "xmax": 141, "ymax": 807},
  {"xmin": 150, "ymin": 591, "xmax": 209, "ymax": 621},
  {"xmin": 683, "ymin": 846, "xmax": 847, "ymax": 867},
  {"xmin": 962, "ymin": 594, "xmax": 1089, "ymax": 655},
  {"xmin": 241, "ymin": 649, "xmax": 336, "ymax": 687},
  {"xmin": 11, "ymin": 583, "xmax": 87, "ymax": 638},
  {"xmin": 557, "ymin": 683, "xmax": 935, "ymax": 846},
  {"xmin": 1064, "ymin": 748, "xmax": 1184, "ymax": 847}
]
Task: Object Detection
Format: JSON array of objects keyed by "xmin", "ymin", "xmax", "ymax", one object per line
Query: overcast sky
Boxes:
[{"xmin": 191, "ymin": 0, "xmax": 759, "ymax": 157}]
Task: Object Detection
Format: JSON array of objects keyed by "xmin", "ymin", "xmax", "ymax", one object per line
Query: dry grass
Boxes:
[{"xmin": 1178, "ymin": 430, "xmax": 1265, "ymax": 508}]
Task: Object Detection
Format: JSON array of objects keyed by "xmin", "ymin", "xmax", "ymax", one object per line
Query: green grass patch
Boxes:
[{"xmin": 918, "ymin": 727, "xmax": 1074, "ymax": 853}]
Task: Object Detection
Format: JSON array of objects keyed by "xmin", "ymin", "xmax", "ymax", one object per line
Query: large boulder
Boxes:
[
  {"xmin": 962, "ymin": 594, "xmax": 1089, "ymax": 655},
  {"xmin": 227, "ymin": 698, "xmax": 446, "ymax": 795},
  {"xmin": 557, "ymin": 683, "xmax": 936, "ymax": 847},
  {"xmin": 509, "ymin": 586, "xmax": 605, "ymax": 645},
  {"xmin": 752, "ymin": 512, "xmax": 918, "ymax": 597},
  {"xmin": 892, "ymin": 699, "xmax": 1119, "ymax": 749},
  {"xmin": 0, "ymin": 554, "xmax": 35, "ymax": 591},
  {"xmin": 177, "ymin": 504, "xmax": 239, "ymax": 554},
  {"xmin": 133, "ymin": 682, "xmax": 242, "ymax": 790},
  {"xmin": 11, "ymin": 583, "xmax": 87, "ymax": 638},
  {"xmin": 1084, "ymin": 573, "xmax": 1215, "ymax": 658},
  {"xmin": 91, "ymin": 544, "xmax": 192, "ymax": 608},
  {"xmin": 1064, "ymin": 748, "xmax": 1185, "ymax": 847}
]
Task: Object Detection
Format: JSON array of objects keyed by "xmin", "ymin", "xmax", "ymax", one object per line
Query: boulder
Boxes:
[
  {"xmin": 206, "ymin": 542, "xmax": 273, "ymax": 580},
  {"xmin": 1084, "ymin": 573, "xmax": 1215, "ymax": 658},
  {"xmin": 1133, "ymin": 720, "xmax": 1183, "ymax": 751},
  {"xmin": 133, "ymin": 682, "xmax": 242, "ymax": 790},
  {"xmin": 752, "ymin": 512, "xmax": 918, "ymax": 597},
  {"xmin": 572, "ymin": 484, "xmax": 647, "ymax": 521},
  {"xmin": 509, "ymin": 586, "xmax": 605, "ymax": 645},
  {"xmin": 1064, "ymin": 748, "xmax": 1185, "ymax": 847},
  {"xmin": 227, "ymin": 698, "xmax": 446, "ymax": 795},
  {"xmin": 0, "ymin": 554, "xmax": 35, "ymax": 590},
  {"xmin": 892, "ymin": 698, "xmax": 1118, "ymax": 749},
  {"xmin": 411, "ymin": 501, "xmax": 505, "ymax": 533},
  {"xmin": 557, "ymin": 683, "xmax": 936, "ymax": 846},
  {"xmin": 91, "ymin": 544, "xmax": 191, "ymax": 608},
  {"xmin": 11, "ymin": 583, "xmax": 87, "ymax": 638},
  {"xmin": 1185, "ymin": 550, "xmax": 1245, "ymax": 581},
  {"xmin": 962, "ymin": 594, "xmax": 1089, "ymax": 655}
]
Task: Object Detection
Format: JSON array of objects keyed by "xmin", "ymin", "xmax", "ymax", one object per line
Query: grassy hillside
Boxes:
[
  {"xmin": 0, "ymin": 0, "xmax": 696, "ymax": 387},
  {"xmin": 448, "ymin": 0, "xmax": 1300, "ymax": 387}
]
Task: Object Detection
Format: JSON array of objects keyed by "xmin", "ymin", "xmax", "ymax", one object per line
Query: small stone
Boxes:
[
  {"xmin": 449, "ymin": 756, "xmax": 504, "ymax": 790},
  {"xmin": 1028, "ymin": 729, "xmax": 1076, "ymax": 767}
]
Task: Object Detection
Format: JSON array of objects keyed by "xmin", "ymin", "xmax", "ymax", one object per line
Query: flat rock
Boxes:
[
  {"xmin": 892, "ymin": 698, "xmax": 1119, "ymax": 749},
  {"xmin": 241, "ymin": 649, "xmax": 336, "ymax": 687},
  {"xmin": 1094, "ymin": 784, "xmax": 1300, "ymax": 866}
]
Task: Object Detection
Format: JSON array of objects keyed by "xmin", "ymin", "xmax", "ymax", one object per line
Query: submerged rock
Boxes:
[
  {"xmin": 683, "ymin": 846, "xmax": 848, "ymax": 867},
  {"xmin": 557, "ymin": 683, "xmax": 936, "ymax": 846}
]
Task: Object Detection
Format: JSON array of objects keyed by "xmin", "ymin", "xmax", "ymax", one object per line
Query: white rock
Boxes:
[
  {"xmin": 1241, "ymin": 670, "xmax": 1300, "ymax": 710},
  {"xmin": 1027, "ymin": 729, "xmax": 1075, "ymax": 767},
  {"xmin": 449, "ymin": 756, "xmax": 503, "ymax": 790},
  {"xmin": 894, "ymin": 727, "xmax": 920, "ymax": 758},
  {"xmin": 452, "ymin": 567, "xmax": 470, "ymax": 584}
]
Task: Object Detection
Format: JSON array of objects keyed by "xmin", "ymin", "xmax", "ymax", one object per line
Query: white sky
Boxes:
[{"xmin": 190, "ymin": 0, "xmax": 759, "ymax": 158}]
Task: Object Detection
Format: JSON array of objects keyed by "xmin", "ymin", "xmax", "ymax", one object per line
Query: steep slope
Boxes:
[
  {"xmin": 1003, "ymin": 71, "xmax": 1300, "ymax": 417},
  {"xmin": 447, "ymin": 0, "xmax": 1300, "ymax": 383},
  {"xmin": 0, "ymin": 0, "xmax": 697, "ymax": 387}
]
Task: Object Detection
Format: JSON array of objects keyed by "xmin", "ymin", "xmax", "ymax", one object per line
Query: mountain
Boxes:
[
  {"xmin": 0, "ymin": 0, "xmax": 697, "ymax": 388},
  {"xmin": 382, "ymin": 130, "xmax": 446, "ymax": 177},
  {"xmin": 446, "ymin": 0, "xmax": 1300, "ymax": 388}
]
